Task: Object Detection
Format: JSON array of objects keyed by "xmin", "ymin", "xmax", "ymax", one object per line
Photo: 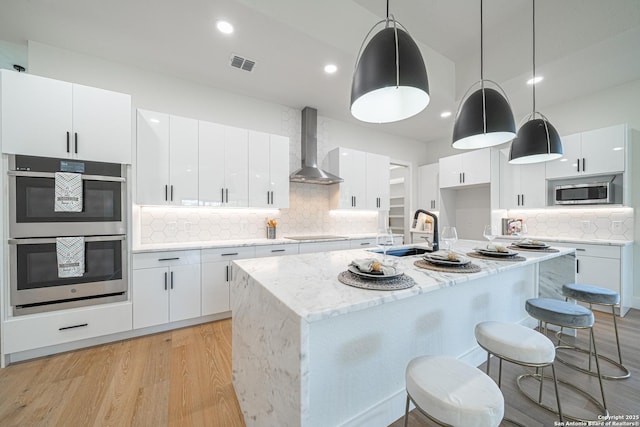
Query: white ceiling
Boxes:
[{"xmin": 1, "ymin": 0, "xmax": 639, "ymax": 143}]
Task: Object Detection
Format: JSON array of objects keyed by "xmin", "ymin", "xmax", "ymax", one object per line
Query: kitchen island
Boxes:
[{"xmin": 230, "ymin": 240, "xmax": 575, "ymax": 427}]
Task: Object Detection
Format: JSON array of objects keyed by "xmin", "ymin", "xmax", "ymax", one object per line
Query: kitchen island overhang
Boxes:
[{"xmin": 230, "ymin": 241, "xmax": 575, "ymax": 427}]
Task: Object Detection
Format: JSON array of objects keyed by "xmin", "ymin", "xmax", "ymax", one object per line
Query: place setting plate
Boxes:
[
  {"xmin": 474, "ymin": 247, "xmax": 519, "ymax": 257},
  {"xmin": 422, "ymin": 252, "xmax": 471, "ymax": 267},
  {"xmin": 347, "ymin": 265, "xmax": 403, "ymax": 280},
  {"xmin": 338, "ymin": 259, "xmax": 416, "ymax": 290}
]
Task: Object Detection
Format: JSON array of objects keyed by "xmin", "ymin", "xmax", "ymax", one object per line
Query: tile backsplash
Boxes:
[
  {"xmin": 138, "ymin": 183, "xmax": 379, "ymax": 244},
  {"xmin": 505, "ymin": 207, "xmax": 634, "ymax": 241}
]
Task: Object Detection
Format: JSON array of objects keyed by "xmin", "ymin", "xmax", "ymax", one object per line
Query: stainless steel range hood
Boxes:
[{"xmin": 289, "ymin": 107, "xmax": 343, "ymax": 185}]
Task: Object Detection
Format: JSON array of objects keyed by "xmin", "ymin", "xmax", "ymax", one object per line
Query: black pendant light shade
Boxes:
[
  {"xmin": 351, "ymin": 25, "xmax": 430, "ymax": 123},
  {"xmin": 452, "ymin": 85, "xmax": 516, "ymax": 149},
  {"xmin": 509, "ymin": 117, "xmax": 562, "ymax": 164}
]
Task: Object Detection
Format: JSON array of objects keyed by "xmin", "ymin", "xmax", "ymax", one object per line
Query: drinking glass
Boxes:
[
  {"xmin": 441, "ymin": 226, "xmax": 458, "ymax": 253},
  {"xmin": 483, "ymin": 225, "xmax": 497, "ymax": 243},
  {"xmin": 376, "ymin": 229, "xmax": 395, "ymax": 261}
]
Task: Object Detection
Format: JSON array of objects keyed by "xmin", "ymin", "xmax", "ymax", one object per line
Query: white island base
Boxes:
[{"xmin": 230, "ymin": 241, "xmax": 575, "ymax": 427}]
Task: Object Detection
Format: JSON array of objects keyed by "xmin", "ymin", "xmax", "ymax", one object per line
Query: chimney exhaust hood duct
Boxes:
[{"xmin": 289, "ymin": 107, "xmax": 343, "ymax": 185}]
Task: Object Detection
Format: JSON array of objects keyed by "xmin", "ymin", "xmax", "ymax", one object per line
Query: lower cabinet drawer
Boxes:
[{"xmin": 3, "ymin": 302, "xmax": 133, "ymax": 354}]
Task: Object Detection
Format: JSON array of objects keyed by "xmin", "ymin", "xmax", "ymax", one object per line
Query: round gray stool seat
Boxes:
[
  {"xmin": 525, "ymin": 298, "xmax": 594, "ymax": 328},
  {"xmin": 562, "ymin": 283, "xmax": 620, "ymax": 306},
  {"xmin": 404, "ymin": 355, "xmax": 504, "ymax": 427}
]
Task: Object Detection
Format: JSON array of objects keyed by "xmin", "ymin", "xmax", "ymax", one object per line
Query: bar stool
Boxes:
[
  {"xmin": 525, "ymin": 298, "xmax": 608, "ymax": 421},
  {"xmin": 475, "ymin": 321, "xmax": 563, "ymax": 424},
  {"xmin": 558, "ymin": 283, "xmax": 630, "ymax": 380},
  {"xmin": 404, "ymin": 355, "xmax": 504, "ymax": 427}
]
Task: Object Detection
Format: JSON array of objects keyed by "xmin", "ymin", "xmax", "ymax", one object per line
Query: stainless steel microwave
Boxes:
[{"xmin": 554, "ymin": 181, "xmax": 612, "ymax": 205}]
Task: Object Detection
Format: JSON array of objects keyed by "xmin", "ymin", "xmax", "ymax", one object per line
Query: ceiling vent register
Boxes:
[{"xmin": 229, "ymin": 54, "xmax": 255, "ymax": 72}]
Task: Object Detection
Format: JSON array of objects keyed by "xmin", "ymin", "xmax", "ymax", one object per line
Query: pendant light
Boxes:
[
  {"xmin": 509, "ymin": 0, "xmax": 562, "ymax": 164},
  {"xmin": 452, "ymin": 0, "xmax": 516, "ymax": 149},
  {"xmin": 350, "ymin": 0, "xmax": 429, "ymax": 123}
]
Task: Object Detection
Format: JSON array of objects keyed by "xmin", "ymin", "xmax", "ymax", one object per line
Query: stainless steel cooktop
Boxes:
[{"xmin": 284, "ymin": 235, "xmax": 348, "ymax": 241}]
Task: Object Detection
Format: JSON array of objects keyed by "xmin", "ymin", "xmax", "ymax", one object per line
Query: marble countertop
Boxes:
[
  {"xmin": 132, "ymin": 233, "xmax": 395, "ymax": 253},
  {"xmin": 494, "ymin": 235, "xmax": 632, "ymax": 246},
  {"xmin": 232, "ymin": 239, "xmax": 575, "ymax": 323}
]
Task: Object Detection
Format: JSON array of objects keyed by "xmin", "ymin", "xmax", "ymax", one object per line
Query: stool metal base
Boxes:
[
  {"xmin": 555, "ymin": 331, "xmax": 631, "ymax": 380},
  {"xmin": 404, "ymin": 393, "xmax": 453, "ymax": 427},
  {"xmin": 517, "ymin": 373, "xmax": 609, "ymax": 423}
]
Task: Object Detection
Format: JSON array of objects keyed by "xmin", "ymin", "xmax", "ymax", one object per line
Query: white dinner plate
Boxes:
[
  {"xmin": 514, "ymin": 242, "xmax": 549, "ymax": 249},
  {"xmin": 423, "ymin": 253, "xmax": 471, "ymax": 266},
  {"xmin": 475, "ymin": 247, "xmax": 519, "ymax": 257},
  {"xmin": 347, "ymin": 265, "xmax": 403, "ymax": 280}
]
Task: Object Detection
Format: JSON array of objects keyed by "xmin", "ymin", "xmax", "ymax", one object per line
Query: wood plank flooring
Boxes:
[{"xmin": 0, "ymin": 309, "xmax": 638, "ymax": 426}]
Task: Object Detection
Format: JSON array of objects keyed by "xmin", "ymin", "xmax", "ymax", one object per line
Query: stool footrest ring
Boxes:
[
  {"xmin": 555, "ymin": 331, "xmax": 630, "ymax": 380},
  {"xmin": 517, "ymin": 373, "xmax": 608, "ymax": 423}
]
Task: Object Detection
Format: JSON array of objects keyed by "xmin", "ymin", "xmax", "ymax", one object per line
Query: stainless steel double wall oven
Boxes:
[{"xmin": 8, "ymin": 155, "xmax": 128, "ymax": 315}]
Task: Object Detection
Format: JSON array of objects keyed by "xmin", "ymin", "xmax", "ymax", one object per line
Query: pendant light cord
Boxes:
[
  {"xmin": 532, "ymin": 0, "xmax": 536, "ymax": 117},
  {"xmin": 480, "ymin": 0, "xmax": 486, "ymax": 133}
]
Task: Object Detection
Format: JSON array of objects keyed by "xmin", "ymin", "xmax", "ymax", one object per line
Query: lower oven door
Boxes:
[{"xmin": 9, "ymin": 235, "xmax": 128, "ymax": 313}]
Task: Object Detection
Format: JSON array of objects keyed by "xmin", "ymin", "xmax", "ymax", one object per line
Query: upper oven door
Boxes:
[{"xmin": 8, "ymin": 157, "xmax": 126, "ymax": 238}]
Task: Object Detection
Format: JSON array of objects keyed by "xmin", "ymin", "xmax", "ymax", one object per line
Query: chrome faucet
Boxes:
[{"xmin": 413, "ymin": 209, "xmax": 439, "ymax": 252}]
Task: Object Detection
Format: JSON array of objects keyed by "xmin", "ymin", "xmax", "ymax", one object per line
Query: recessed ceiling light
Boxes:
[
  {"xmin": 440, "ymin": 111, "xmax": 452, "ymax": 118},
  {"xmin": 527, "ymin": 76, "xmax": 543, "ymax": 85},
  {"xmin": 324, "ymin": 64, "xmax": 337, "ymax": 74},
  {"xmin": 216, "ymin": 20, "xmax": 234, "ymax": 34}
]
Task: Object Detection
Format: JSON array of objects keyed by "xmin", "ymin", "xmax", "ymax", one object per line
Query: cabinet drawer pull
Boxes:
[
  {"xmin": 59, "ymin": 323, "xmax": 88, "ymax": 331},
  {"xmin": 360, "ymin": 242, "xmax": 371, "ymax": 246},
  {"xmin": 66, "ymin": 131, "xmax": 70, "ymax": 153},
  {"xmin": 170, "ymin": 271, "xmax": 174, "ymax": 289},
  {"xmin": 575, "ymin": 248, "xmax": 586, "ymax": 252},
  {"xmin": 158, "ymin": 257, "xmax": 180, "ymax": 261},
  {"xmin": 271, "ymin": 249, "xmax": 286, "ymax": 252},
  {"xmin": 221, "ymin": 252, "xmax": 239, "ymax": 256},
  {"xmin": 74, "ymin": 132, "xmax": 78, "ymax": 153}
]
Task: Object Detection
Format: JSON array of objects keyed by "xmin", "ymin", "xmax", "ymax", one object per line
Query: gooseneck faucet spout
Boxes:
[{"xmin": 413, "ymin": 209, "xmax": 439, "ymax": 252}]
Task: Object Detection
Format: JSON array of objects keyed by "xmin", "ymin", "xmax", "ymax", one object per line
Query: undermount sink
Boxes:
[{"xmin": 370, "ymin": 246, "xmax": 430, "ymax": 257}]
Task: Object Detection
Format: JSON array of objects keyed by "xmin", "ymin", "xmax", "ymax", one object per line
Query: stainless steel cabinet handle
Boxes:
[
  {"xmin": 158, "ymin": 257, "xmax": 179, "ymax": 261},
  {"xmin": 582, "ymin": 157, "xmax": 586, "ymax": 172},
  {"xmin": 170, "ymin": 185, "xmax": 174, "ymax": 201},
  {"xmin": 170, "ymin": 271, "xmax": 174, "ymax": 289},
  {"xmin": 575, "ymin": 248, "xmax": 586, "ymax": 252},
  {"xmin": 165, "ymin": 185, "xmax": 168, "ymax": 201},
  {"xmin": 577, "ymin": 158, "xmax": 580, "ymax": 172},
  {"xmin": 267, "ymin": 191, "xmax": 270, "ymax": 204},
  {"xmin": 164, "ymin": 272, "xmax": 168, "ymax": 290},
  {"xmin": 66, "ymin": 131, "xmax": 70, "ymax": 153},
  {"xmin": 576, "ymin": 259, "xmax": 580, "ymax": 274},
  {"xmin": 463, "ymin": 172, "xmax": 465, "ymax": 183},
  {"xmin": 271, "ymin": 249, "xmax": 285, "ymax": 252},
  {"xmin": 74, "ymin": 132, "xmax": 78, "ymax": 153},
  {"xmin": 517, "ymin": 194, "xmax": 521, "ymax": 206},
  {"xmin": 226, "ymin": 188, "xmax": 229, "ymax": 203},
  {"xmin": 360, "ymin": 242, "xmax": 370, "ymax": 246},
  {"xmin": 271, "ymin": 191, "xmax": 274, "ymax": 205},
  {"xmin": 59, "ymin": 323, "xmax": 88, "ymax": 331},
  {"xmin": 221, "ymin": 252, "xmax": 239, "ymax": 256},
  {"xmin": 521, "ymin": 194, "xmax": 525, "ymax": 206},
  {"xmin": 226, "ymin": 265, "xmax": 229, "ymax": 282},
  {"xmin": 221, "ymin": 188, "xmax": 225, "ymax": 203}
]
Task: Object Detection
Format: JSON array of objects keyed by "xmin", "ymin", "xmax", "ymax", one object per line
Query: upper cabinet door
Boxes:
[
  {"xmin": 580, "ymin": 124, "xmax": 626, "ymax": 175},
  {"xmin": 332, "ymin": 148, "xmax": 367, "ymax": 209},
  {"xmin": 136, "ymin": 109, "xmax": 170, "ymax": 205},
  {"xmin": 461, "ymin": 148, "xmax": 490, "ymax": 186},
  {"xmin": 169, "ymin": 115, "xmax": 199, "ymax": 206},
  {"xmin": 365, "ymin": 152, "xmax": 390, "ymax": 210},
  {"xmin": 418, "ymin": 163, "xmax": 439, "ymax": 210},
  {"xmin": 248, "ymin": 130, "xmax": 271, "ymax": 208},
  {"xmin": 545, "ymin": 133, "xmax": 581, "ymax": 179},
  {"xmin": 438, "ymin": 154, "xmax": 463, "ymax": 188},
  {"xmin": 269, "ymin": 134, "xmax": 290, "ymax": 208},
  {"xmin": 224, "ymin": 126, "xmax": 249, "ymax": 207},
  {"xmin": 1, "ymin": 70, "xmax": 73, "ymax": 158},
  {"xmin": 499, "ymin": 150, "xmax": 521, "ymax": 209},
  {"xmin": 198, "ymin": 120, "xmax": 226, "ymax": 207},
  {"xmin": 519, "ymin": 162, "xmax": 546, "ymax": 208},
  {"xmin": 71, "ymin": 83, "xmax": 131, "ymax": 163}
]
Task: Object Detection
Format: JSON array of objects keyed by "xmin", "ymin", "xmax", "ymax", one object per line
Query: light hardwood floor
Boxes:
[{"xmin": 1, "ymin": 310, "xmax": 638, "ymax": 426}]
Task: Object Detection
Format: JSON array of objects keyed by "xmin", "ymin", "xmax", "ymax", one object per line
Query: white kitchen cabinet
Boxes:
[
  {"xmin": 298, "ymin": 240, "xmax": 351, "ymax": 254},
  {"xmin": 439, "ymin": 148, "xmax": 491, "ymax": 189},
  {"xmin": 328, "ymin": 147, "xmax": 390, "ymax": 210},
  {"xmin": 201, "ymin": 247, "xmax": 256, "ymax": 316},
  {"xmin": 137, "ymin": 110, "xmax": 198, "ymax": 206},
  {"xmin": 248, "ymin": 131, "xmax": 290, "ymax": 208},
  {"xmin": 365, "ymin": 152, "xmax": 390, "ymax": 210},
  {"xmin": 0, "ymin": 70, "xmax": 131, "ymax": 163},
  {"xmin": 571, "ymin": 243, "xmax": 631, "ymax": 316},
  {"xmin": 199, "ymin": 122, "xmax": 249, "ymax": 207},
  {"xmin": 132, "ymin": 251, "xmax": 201, "ymax": 329},
  {"xmin": 499, "ymin": 150, "xmax": 546, "ymax": 209},
  {"xmin": 418, "ymin": 163, "xmax": 439, "ymax": 210},
  {"xmin": 2, "ymin": 302, "xmax": 132, "ymax": 354},
  {"xmin": 546, "ymin": 125, "xmax": 626, "ymax": 179}
]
